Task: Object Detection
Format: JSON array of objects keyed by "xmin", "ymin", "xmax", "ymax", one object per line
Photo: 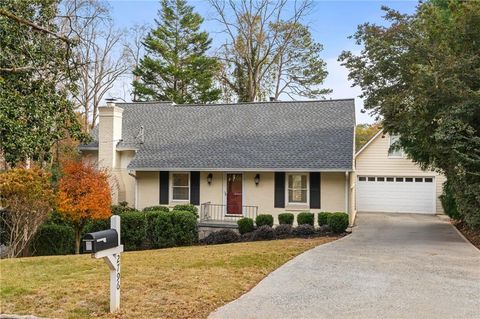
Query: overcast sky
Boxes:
[{"xmin": 106, "ymin": 0, "xmax": 418, "ymax": 124}]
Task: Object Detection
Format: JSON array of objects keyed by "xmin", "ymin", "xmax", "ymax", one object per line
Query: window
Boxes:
[
  {"xmin": 171, "ymin": 172, "xmax": 190, "ymax": 201},
  {"xmin": 406, "ymin": 178, "xmax": 413, "ymax": 182},
  {"xmin": 425, "ymin": 177, "xmax": 433, "ymax": 183},
  {"xmin": 388, "ymin": 135, "xmax": 404, "ymax": 158},
  {"xmin": 368, "ymin": 177, "xmax": 376, "ymax": 181},
  {"xmin": 359, "ymin": 176, "xmax": 366, "ymax": 181},
  {"xmin": 386, "ymin": 177, "xmax": 394, "ymax": 182},
  {"xmin": 287, "ymin": 173, "xmax": 308, "ymax": 204},
  {"xmin": 396, "ymin": 177, "xmax": 404, "ymax": 182},
  {"xmin": 415, "ymin": 178, "xmax": 423, "ymax": 182},
  {"xmin": 377, "ymin": 177, "xmax": 385, "ymax": 182}
]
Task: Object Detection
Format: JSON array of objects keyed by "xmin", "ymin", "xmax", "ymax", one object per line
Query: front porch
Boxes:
[
  {"xmin": 199, "ymin": 202, "xmax": 258, "ymax": 225},
  {"xmin": 198, "ymin": 202, "xmax": 258, "ymax": 239}
]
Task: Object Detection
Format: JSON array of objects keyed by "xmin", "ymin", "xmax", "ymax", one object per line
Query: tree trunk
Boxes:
[{"xmin": 75, "ymin": 227, "xmax": 81, "ymax": 254}]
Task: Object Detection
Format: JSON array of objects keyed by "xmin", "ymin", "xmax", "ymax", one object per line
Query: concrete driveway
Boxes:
[{"xmin": 209, "ymin": 213, "xmax": 480, "ymax": 319}]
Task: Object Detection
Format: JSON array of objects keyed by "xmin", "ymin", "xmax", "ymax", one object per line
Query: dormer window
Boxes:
[{"xmin": 388, "ymin": 135, "xmax": 404, "ymax": 158}]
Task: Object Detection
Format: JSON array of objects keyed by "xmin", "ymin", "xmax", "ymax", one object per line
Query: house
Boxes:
[
  {"xmin": 79, "ymin": 99, "xmax": 445, "ymax": 227},
  {"xmin": 80, "ymin": 99, "xmax": 356, "ymax": 225},
  {"xmin": 352, "ymin": 129, "xmax": 445, "ymax": 223}
]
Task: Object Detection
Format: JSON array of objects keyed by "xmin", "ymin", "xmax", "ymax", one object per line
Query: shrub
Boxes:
[
  {"xmin": 0, "ymin": 167, "xmax": 56, "ymax": 257},
  {"xmin": 173, "ymin": 204, "xmax": 198, "ymax": 217},
  {"xmin": 327, "ymin": 212, "xmax": 349, "ymax": 233},
  {"xmin": 318, "ymin": 212, "xmax": 331, "ymax": 226},
  {"xmin": 297, "ymin": 212, "xmax": 314, "ymax": 226},
  {"xmin": 143, "ymin": 206, "xmax": 170, "ymax": 213},
  {"xmin": 171, "ymin": 210, "xmax": 198, "ymax": 246},
  {"xmin": 274, "ymin": 224, "xmax": 292, "ymax": 239},
  {"xmin": 256, "ymin": 214, "xmax": 274, "ymax": 227},
  {"xmin": 145, "ymin": 211, "xmax": 175, "ymax": 249},
  {"xmin": 252, "ymin": 225, "xmax": 275, "ymax": 241},
  {"xmin": 111, "ymin": 204, "xmax": 138, "ymax": 215},
  {"xmin": 145, "ymin": 210, "xmax": 197, "ymax": 248},
  {"xmin": 237, "ymin": 217, "xmax": 255, "ymax": 234},
  {"xmin": 31, "ymin": 224, "xmax": 75, "ymax": 256},
  {"xmin": 292, "ymin": 224, "xmax": 315, "ymax": 237},
  {"xmin": 119, "ymin": 211, "xmax": 147, "ymax": 251},
  {"xmin": 84, "ymin": 218, "xmax": 110, "ymax": 234},
  {"xmin": 202, "ymin": 229, "xmax": 240, "ymax": 245},
  {"xmin": 278, "ymin": 213, "xmax": 294, "ymax": 225},
  {"xmin": 440, "ymin": 181, "xmax": 462, "ymax": 221}
]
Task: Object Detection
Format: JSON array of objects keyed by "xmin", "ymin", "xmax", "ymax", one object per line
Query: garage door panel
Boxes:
[{"xmin": 357, "ymin": 176, "xmax": 435, "ymax": 214}]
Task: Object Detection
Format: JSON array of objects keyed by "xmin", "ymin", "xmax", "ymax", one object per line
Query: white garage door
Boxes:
[{"xmin": 357, "ymin": 176, "xmax": 435, "ymax": 214}]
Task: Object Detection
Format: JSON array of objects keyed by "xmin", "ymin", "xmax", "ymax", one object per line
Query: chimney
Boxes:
[
  {"xmin": 98, "ymin": 99, "xmax": 123, "ymax": 203},
  {"xmin": 106, "ymin": 98, "xmax": 116, "ymax": 108}
]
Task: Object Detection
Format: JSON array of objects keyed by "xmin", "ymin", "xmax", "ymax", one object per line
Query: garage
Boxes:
[{"xmin": 356, "ymin": 176, "xmax": 436, "ymax": 214}]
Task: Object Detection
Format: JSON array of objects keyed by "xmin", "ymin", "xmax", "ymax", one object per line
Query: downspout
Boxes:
[
  {"xmin": 344, "ymin": 171, "xmax": 349, "ymax": 215},
  {"xmin": 128, "ymin": 170, "xmax": 137, "ymax": 210}
]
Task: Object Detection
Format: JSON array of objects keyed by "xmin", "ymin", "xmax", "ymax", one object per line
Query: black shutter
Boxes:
[
  {"xmin": 310, "ymin": 172, "xmax": 321, "ymax": 209},
  {"xmin": 190, "ymin": 171, "xmax": 200, "ymax": 205},
  {"xmin": 274, "ymin": 172, "xmax": 285, "ymax": 208},
  {"xmin": 159, "ymin": 171, "xmax": 169, "ymax": 204}
]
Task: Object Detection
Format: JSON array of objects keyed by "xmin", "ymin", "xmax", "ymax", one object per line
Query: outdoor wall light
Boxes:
[
  {"xmin": 207, "ymin": 173, "xmax": 213, "ymax": 185},
  {"xmin": 254, "ymin": 174, "xmax": 260, "ymax": 185}
]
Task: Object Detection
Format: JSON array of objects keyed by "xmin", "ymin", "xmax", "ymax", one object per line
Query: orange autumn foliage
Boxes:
[{"xmin": 57, "ymin": 160, "xmax": 112, "ymax": 224}]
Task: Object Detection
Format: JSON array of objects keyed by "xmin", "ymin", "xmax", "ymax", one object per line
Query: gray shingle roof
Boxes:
[{"xmin": 83, "ymin": 99, "xmax": 355, "ymax": 171}]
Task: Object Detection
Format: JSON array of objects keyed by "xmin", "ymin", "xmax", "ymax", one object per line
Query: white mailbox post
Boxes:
[{"xmin": 83, "ymin": 215, "xmax": 124, "ymax": 312}]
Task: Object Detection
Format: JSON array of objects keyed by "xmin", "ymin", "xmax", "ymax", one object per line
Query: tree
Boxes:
[
  {"xmin": 210, "ymin": 0, "xmax": 329, "ymax": 102},
  {"xmin": 62, "ymin": 0, "xmax": 130, "ymax": 132},
  {"xmin": 355, "ymin": 123, "xmax": 381, "ymax": 152},
  {"xmin": 57, "ymin": 160, "xmax": 111, "ymax": 254},
  {"xmin": 0, "ymin": 0, "xmax": 86, "ymax": 166},
  {"xmin": 133, "ymin": 0, "xmax": 221, "ymax": 104},
  {"xmin": 126, "ymin": 24, "xmax": 149, "ymax": 102},
  {"xmin": 268, "ymin": 21, "xmax": 330, "ymax": 100},
  {"xmin": 339, "ymin": 0, "xmax": 480, "ymax": 229},
  {"xmin": 0, "ymin": 168, "xmax": 56, "ymax": 257}
]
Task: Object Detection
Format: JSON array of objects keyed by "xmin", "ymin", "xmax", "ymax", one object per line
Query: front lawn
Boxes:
[{"xmin": 0, "ymin": 237, "xmax": 337, "ymax": 318}]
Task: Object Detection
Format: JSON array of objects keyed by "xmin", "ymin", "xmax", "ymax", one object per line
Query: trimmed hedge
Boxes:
[
  {"xmin": 278, "ymin": 213, "xmax": 294, "ymax": 225},
  {"xmin": 145, "ymin": 210, "xmax": 197, "ymax": 248},
  {"xmin": 111, "ymin": 204, "xmax": 138, "ymax": 215},
  {"xmin": 34, "ymin": 209, "xmax": 198, "ymax": 255},
  {"xmin": 119, "ymin": 211, "xmax": 148, "ymax": 251},
  {"xmin": 327, "ymin": 212, "xmax": 349, "ymax": 233},
  {"xmin": 237, "ymin": 217, "xmax": 255, "ymax": 234},
  {"xmin": 256, "ymin": 214, "xmax": 274, "ymax": 227},
  {"xmin": 31, "ymin": 224, "xmax": 75, "ymax": 256},
  {"xmin": 143, "ymin": 206, "xmax": 170, "ymax": 213},
  {"xmin": 292, "ymin": 224, "xmax": 315, "ymax": 237},
  {"xmin": 297, "ymin": 212, "xmax": 314, "ymax": 226},
  {"xmin": 172, "ymin": 204, "xmax": 198, "ymax": 217},
  {"xmin": 274, "ymin": 224, "xmax": 292, "ymax": 238},
  {"xmin": 202, "ymin": 229, "xmax": 240, "ymax": 245},
  {"xmin": 252, "ymin": 225, "xmax": 275, "ymax": 241},
  {"xmin": 170, "ymin": 211, "xmax": 198, "ymax": 246},
  {"xmin": 318, "ymin": 212, "xmax": 331, "ymax": 226}
]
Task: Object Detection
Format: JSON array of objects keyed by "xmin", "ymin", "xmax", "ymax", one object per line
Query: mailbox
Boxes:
[{"xmin": 82, "ymin": 229, "xmax": 119, "ymax": 253}]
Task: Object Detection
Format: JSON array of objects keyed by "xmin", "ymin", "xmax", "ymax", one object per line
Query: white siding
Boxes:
[{"xmin": 355, "ymin": 132, "xmax": 445, "ymax": 214}]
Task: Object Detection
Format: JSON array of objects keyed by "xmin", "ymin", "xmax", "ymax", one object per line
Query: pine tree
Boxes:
[{"xmin": 133, "ymin": 0, "xmax": 220, "ymax": 104}]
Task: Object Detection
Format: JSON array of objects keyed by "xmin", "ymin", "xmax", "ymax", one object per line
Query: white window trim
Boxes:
[
  {"xmin": 388, "ymin": 135, "xmax": 404, "ymax": 158},
  {"xmin": 285, "ymin": 172, "xmax": 309, "ymax": 206},
  {"xmin": 169, "ymin": 171, "xmax": 190, "ymax": 203}
]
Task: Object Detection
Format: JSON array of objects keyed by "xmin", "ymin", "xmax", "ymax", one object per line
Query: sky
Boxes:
[{"xmin": 106, "ymin": 0, "xmax": 418, "ymax": 124}]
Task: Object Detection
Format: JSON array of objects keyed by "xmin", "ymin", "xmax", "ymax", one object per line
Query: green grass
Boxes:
[{"xmin": 0, "ymin": 237, "xmax": 337, "ymax": 319}]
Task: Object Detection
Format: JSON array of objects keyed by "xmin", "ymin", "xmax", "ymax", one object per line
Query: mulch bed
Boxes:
[{"xmin": 453, "ymin": 221, "xmax": 480, "ymax": 250}]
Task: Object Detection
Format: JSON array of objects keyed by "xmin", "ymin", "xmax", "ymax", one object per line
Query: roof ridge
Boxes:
[{"xmin": 117, "ymin": 98, "xmax": 355, "ymax": 108}]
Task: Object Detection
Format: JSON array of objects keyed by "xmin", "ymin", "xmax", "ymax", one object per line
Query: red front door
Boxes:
[{"xmin": 226, "ymin": 173, "xmax": 243, "ymax": 215}]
